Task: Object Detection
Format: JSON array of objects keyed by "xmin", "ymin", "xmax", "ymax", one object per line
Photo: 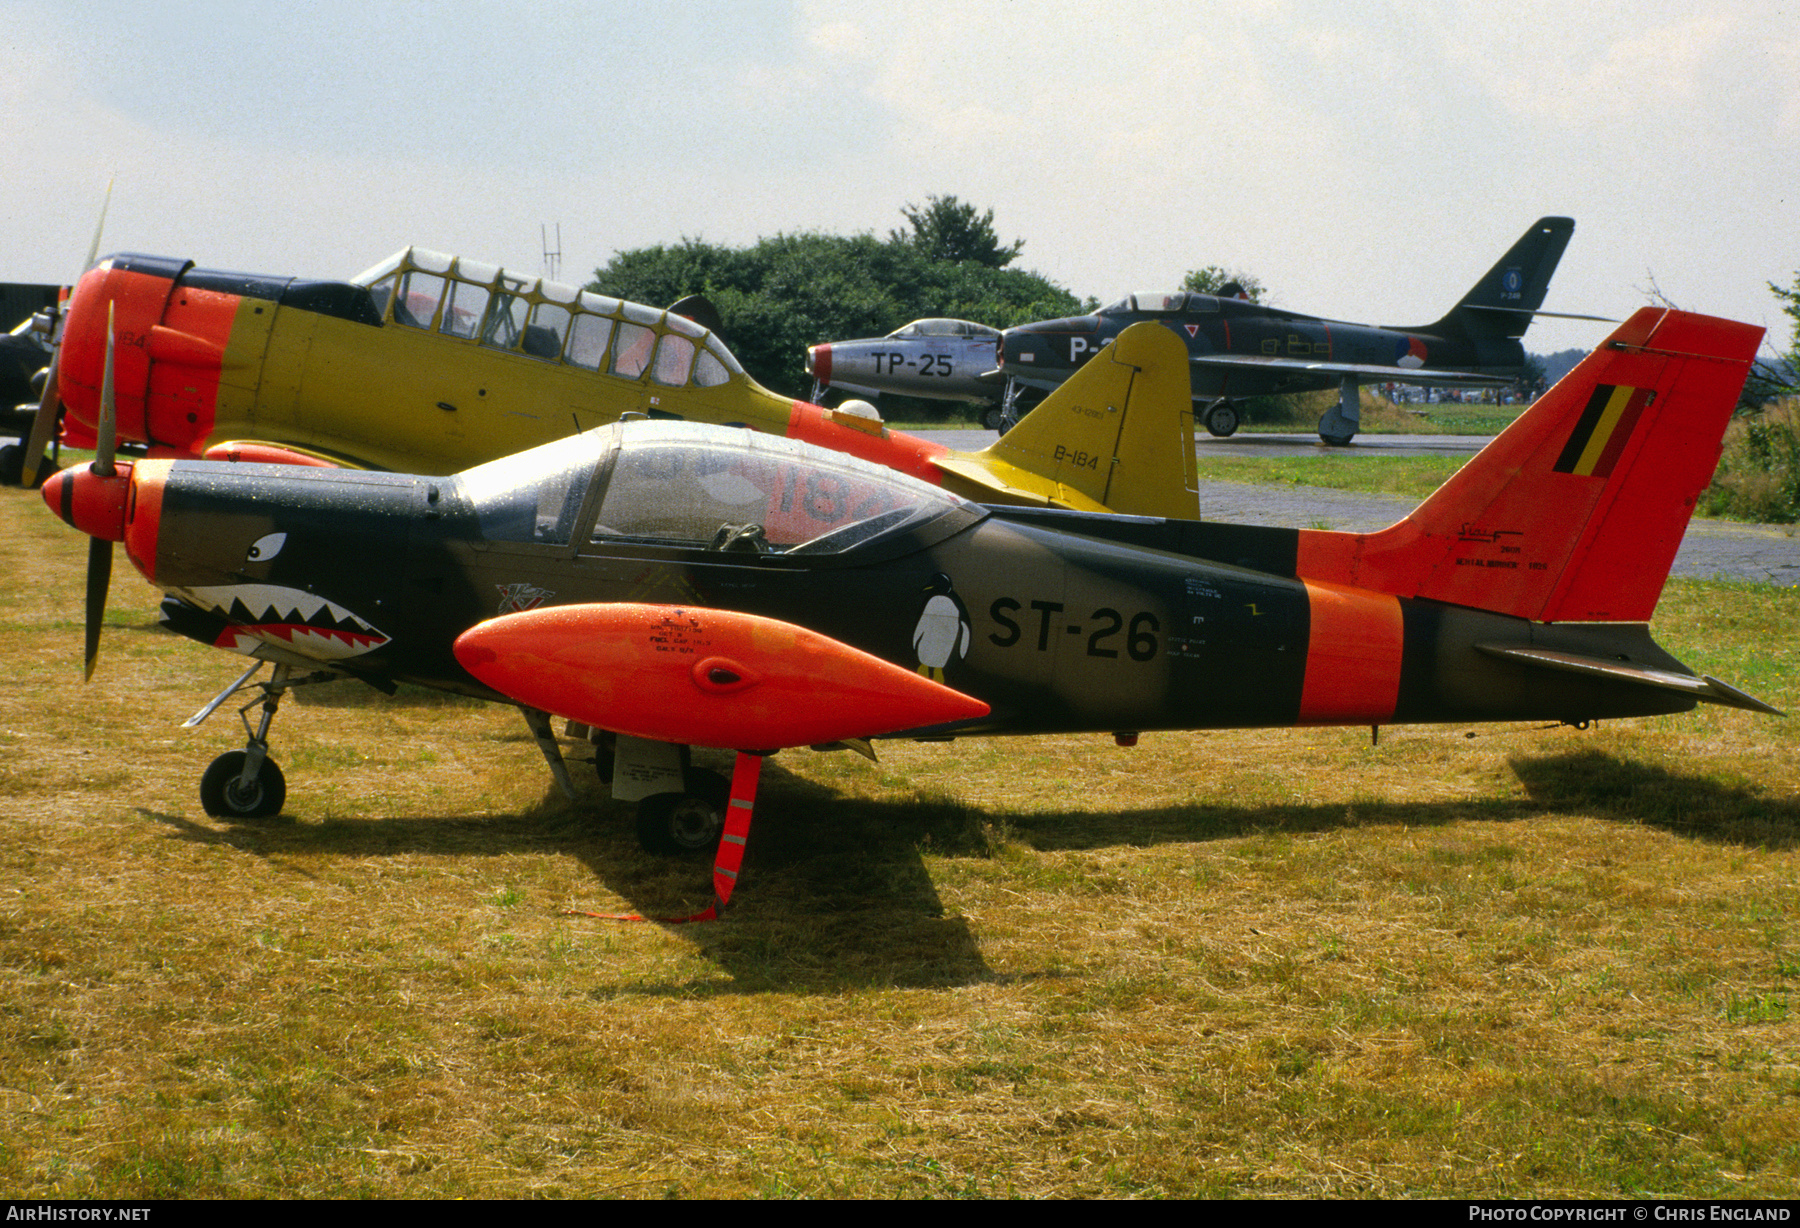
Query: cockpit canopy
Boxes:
[
  {"xmin": 1098, "ymin": 292, "xmax": 1221, "ymax": 315},
  {"xmin": 458, "ymin": 421, "xmax": 980, "ymax": 557},
  {"xmin": 350, "ymin": 248, "xmax": 746, "ymax": 390},
  {"xmin": 887, "ymin": 318, "xmax": 1001, "ymax": 340}
]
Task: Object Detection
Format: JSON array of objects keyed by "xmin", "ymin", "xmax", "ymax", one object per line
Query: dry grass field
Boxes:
[{"xmin": 2, "ymin": 485, "xmax": 1797, "ymax": 1198}]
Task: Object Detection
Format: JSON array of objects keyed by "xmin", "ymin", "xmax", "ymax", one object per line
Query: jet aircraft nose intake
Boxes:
[
  {"xmin": 806, "ymin": 343, "xmax": 830, "ymax": 383},
  {"xmin": 43, "ymin": 461, "xmax": 131, "ymax": 542}
]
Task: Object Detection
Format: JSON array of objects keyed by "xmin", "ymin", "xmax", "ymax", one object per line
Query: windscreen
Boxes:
[{"xmin": 590, "ymin": 423, "xmax": 969, "ymax": 555}]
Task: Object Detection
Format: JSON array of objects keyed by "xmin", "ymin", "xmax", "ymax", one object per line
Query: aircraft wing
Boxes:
[
  {"xmin": 454, "ymin": 603, "xmax": 990, "ymax": 749},
  {"xmin": 1192, "ymin": 353, "xmax": 1513, "ymax": 388}
]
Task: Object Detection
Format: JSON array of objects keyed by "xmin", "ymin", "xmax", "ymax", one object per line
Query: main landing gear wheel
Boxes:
[
  {"xmin": 983, "ymin": 406, "xmax": 1004, "ymax": 432},
  {"xmin": 1203, "ymin": 403, "xmax": 1240, "ymax": 438},
  {"xmin": 200, "ymin": 750, "xmax": 287, "ymax": 820},
  {"xmin": 635, "ymin": 767, "xmax": 731, "ymax": 855},
  {"xmin": 1320, "ymin": 433, "xmax": 1353, "ymax": 447}
]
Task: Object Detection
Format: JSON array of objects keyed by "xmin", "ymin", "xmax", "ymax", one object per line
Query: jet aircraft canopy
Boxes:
[
  {"xmin": 1099, "ymin": 293, "xmax": 1221, "ymax": 315},
  {"xmin": 458, "ymin": 421, "xmax": 981, "ymax": 555},
  {"xmin": 887, "ymin": 318, "xmax": 1001, "ymax": 340},
  {"xmin": 351, "ymin": 248, "xmax": 746, "ymax": 391}
]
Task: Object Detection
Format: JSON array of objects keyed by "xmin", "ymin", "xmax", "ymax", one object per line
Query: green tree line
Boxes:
[{"xmin": 588, "ymin": 197, "xmax": 1085, "ymax": 402}]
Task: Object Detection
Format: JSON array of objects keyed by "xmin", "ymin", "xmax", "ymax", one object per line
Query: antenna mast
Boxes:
[{"xmin": 541, "ymin": 223, "xmax": 562, "ymax": 282}]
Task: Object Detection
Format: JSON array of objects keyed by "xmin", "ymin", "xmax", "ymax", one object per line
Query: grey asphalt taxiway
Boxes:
[{"xmin": 915, "ymin": 429, "xmax": 1799, "ymax": 587}]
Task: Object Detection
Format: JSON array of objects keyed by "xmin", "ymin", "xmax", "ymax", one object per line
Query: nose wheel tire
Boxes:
[
  {"xmin": 200, "ymin": 751, "xmax": 287, "ymax": 820},
  {"xmin": 635, "ymin": 767, "xmax": 731, "ymax": 855}
]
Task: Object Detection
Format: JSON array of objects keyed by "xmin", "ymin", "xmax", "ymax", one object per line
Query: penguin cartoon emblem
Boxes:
[{"xmin": 912, "ymin": 573, "xmax": 971, "ymax": 682}]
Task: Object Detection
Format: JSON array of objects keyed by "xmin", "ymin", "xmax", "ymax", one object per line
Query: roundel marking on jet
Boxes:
[{"xmin": 1394, "ymin": 336, "xmax": 1428, "ymax": 369}]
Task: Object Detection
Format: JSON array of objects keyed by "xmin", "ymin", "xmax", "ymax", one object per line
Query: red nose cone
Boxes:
[
  {"xmin": 808, "ymin": 343, "xmax": 831, "ymax": 385},
  {"xmin": 43, "ymin": 461, "xmax": 131, "ymax": 542}
]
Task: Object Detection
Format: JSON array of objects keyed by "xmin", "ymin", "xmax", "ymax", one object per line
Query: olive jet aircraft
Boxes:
[
  {"xmin": 996, "ymin": 217, "xmax": 1597, "ymax": 444},
  {"xmin": 46, "ymin": 309, "xmax": 1777, "ymax": 917},
  {"xmin": 5, "ymin": 247, "xmax": 1202, "ymax": 521},
  {"xmin": 806, "ymin": 318, "xmax": 1007, "ymax": 428}
]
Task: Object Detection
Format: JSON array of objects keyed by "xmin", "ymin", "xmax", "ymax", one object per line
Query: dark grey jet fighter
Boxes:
[{"xmin": 998, "ymin": 217, "xmax": 1593, "ymax": 444}]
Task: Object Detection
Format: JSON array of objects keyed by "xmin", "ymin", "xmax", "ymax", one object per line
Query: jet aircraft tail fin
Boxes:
[
  {"xmin": 1295, "ymin": 308, "xmax": 1762, "ymax": 623},
  {"xmin": 933, "ymin": 321, "xmax": 1199, "ymax": 519},
  {"xmin": 1401, "ymin": 216, "xmax": 1575, "ymax": 343}
]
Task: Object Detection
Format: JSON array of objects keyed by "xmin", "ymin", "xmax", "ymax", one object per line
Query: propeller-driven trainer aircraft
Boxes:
[
  {"xmin": 806, "ymin": 317, "xmax": 1006, "ymax": 427},
  {"xmin": 7, "ymin": 247, "xmax": 1201, "ymax": 521},
  {"xmin": 997, "ymin": 217, "xmax": 1595, "ymax": 444},
  {"xmin": 45, "ymin": 309, "xmax": 1775, "ymax": 918}
]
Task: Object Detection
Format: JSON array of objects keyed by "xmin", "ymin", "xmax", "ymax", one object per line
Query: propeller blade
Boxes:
[
  {"xmin": 84, "ymin": 536, "xmax": 112, "ymax": 681},
  {"xmin": 19, "ymin": 353, "xmax": 62, "ymax": 487},
  {"xmin": 85, "ymin": 177, "xmax": 113, "ymax": 273},
  {"xmin": 93, "ymin": 303, "xmax": 117, "ymax": 478}
]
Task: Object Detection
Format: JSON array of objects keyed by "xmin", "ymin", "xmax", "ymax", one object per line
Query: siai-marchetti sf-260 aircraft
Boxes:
[
  {"xmin": 46, "ymin": 309, "xmax": 1777, "ymax": 917},
  {"xmin": 7, "ymin": 247, "xmax": 1200, "ymax": 522},
  {"xmin": 996, "ymin": 217, "xmax": 1598, "ymax": 445}
]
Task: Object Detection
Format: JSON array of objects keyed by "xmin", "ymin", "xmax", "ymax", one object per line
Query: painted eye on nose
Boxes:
[{"xmin": 247, "ymin": 532, "xmax": 287, "ymax": 562}]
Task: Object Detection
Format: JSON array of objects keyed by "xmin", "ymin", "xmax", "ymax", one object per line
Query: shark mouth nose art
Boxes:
[{"xmin": 177, "ymin": 583, "xmax": 390, "ymax": 660}]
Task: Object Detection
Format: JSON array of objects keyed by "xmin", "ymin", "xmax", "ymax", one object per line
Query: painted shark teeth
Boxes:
[{"xmin": 176, "ymin": 583, "xmax": 390, "ymax": 660}]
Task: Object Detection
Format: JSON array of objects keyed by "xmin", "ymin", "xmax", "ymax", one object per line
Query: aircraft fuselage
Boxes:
[{"xmin": 128, "ymin": 436, "xmax": 1699, "ymax": 742}]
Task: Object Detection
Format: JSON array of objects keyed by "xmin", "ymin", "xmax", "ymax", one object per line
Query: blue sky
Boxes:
[{"xmin": 3, "ymin": 0, "xmax": 1795, "ymax": 356}]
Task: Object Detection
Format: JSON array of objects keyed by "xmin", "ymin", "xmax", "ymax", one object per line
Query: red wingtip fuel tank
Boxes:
[
  {"xmin": 454, "ymin": 603, "xmax": 991, "ymax": 750},
  {"xmin": 42, "ymin": 459, "xmax": 170, "ymax": 580}
]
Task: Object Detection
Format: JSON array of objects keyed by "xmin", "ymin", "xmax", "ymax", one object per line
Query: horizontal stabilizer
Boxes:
[
  {"xmin": 454, "ymin": 603, "xmax": 990, "ymax": 750},
  {"xmin": 1462, "ymin": 306, "xmax": 1616, "ymax": 324},
  {"xmin": 1475, "ymin": 644, "xmax": 1784, "ymax": 715}
]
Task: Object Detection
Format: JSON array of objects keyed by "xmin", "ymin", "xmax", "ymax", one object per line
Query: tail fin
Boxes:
[
  {"xmin": 932, "ymin": 321, "xmax": 1198, "ymax": 519},
  {"xmin": 1296, "ymin": 308, "xmax": 1763, "ymax": 622},
  {"xmin": 1401, "ymin": 216, "xmax": 1574, "ymax": 342}
]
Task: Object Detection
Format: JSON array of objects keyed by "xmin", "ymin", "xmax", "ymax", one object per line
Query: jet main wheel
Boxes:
[
  {"xmin": 199, "ymin": 751, "xmax": 288, "ymax": 820},
  {"xmin": 983, "ymin": 406, "xmax": 1004, "ymax": 432},
  {"xmin": 635, "ymin": 767, "xmax": 731, "ymax": 855},
  {"xmin": 1320, "ymin": 433, "xmax": 1353, "ymax": 447},
  {"xmin": 1204, "ymin": 404, "xmax": 1240, "ymax": 438}
]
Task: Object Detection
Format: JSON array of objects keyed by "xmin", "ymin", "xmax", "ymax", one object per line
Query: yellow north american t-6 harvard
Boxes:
[{"xmin": 8, "ymin": 247, "xmax": 1202, "ymax": 521}]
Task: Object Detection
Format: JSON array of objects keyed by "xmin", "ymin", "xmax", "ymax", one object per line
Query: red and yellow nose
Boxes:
[
  {"xmin": 56, "ymin": 259, "xmax": 177, "ymax": 448},
  {"xmin": 42, "ymin": 459, "xmax": 169, "ymax": 578}
]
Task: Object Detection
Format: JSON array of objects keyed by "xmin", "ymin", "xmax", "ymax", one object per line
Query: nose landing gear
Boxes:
[{"xmin": 187, "ymin": 662, "xmax": 337, "ymax": 821}]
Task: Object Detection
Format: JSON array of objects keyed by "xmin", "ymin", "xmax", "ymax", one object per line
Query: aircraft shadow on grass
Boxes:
[
  {"xmin": 131, "ymin": 746, "xmax": 1794, "ymax": 993},
  {"xmin": 1508, "ymin": 749, "xmax": 1800, "ymax": 849}
]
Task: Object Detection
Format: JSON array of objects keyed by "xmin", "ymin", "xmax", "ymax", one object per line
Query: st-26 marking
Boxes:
[{"xmin": 988, "ymin": 599, "xmax": 1160, "ymax": 660}]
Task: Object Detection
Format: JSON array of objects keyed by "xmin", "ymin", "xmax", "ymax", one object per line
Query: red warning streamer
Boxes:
[{"xmin": 569, "ymin": 752, "xmax": 765, "ymax": 925}]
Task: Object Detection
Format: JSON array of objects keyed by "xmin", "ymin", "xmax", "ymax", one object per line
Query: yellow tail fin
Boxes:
[{"xmin": 929, "ymin": 322, "xmax": 1198, "ymax": 519}]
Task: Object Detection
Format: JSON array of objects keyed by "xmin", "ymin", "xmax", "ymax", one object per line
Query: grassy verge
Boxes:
[
  {"xmin": 1, "ymin": 495, "xmax": 1795, "ymax": 1198},
  {"xmin": 1192, "ymin": 454, "xmax": 1470, "ymax": 499}
]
